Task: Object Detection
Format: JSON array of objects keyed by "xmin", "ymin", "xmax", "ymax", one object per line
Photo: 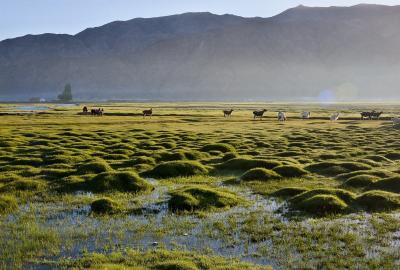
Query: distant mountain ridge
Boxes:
[{"xmin": 1, "ymin": 4, "xmax": 400, "ymax": 101}]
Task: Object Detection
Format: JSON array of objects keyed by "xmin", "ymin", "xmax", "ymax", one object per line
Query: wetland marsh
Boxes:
[{"xmin": 0, "ymin": 102, "xmax": 399, "ymax": 269}]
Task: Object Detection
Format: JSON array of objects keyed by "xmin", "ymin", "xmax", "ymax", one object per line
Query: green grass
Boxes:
[{"xmin": 0, "ymin": 102, "xmax": 400, "ymax": 269}]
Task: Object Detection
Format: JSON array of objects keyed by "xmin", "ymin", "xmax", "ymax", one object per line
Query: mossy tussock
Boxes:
[
  {"xmin": 155, "ymin": 260, "xmax": 198, "ymax": 270},
  {"xmin": 0, "ymin": 179, "xmax": 46, "ymax": 192},
  {"xmin": 240, "ymin": 168, "xmax": 281, "ymax": 182},
  {"xmin": 343, "ymin": 175, "xmax": 380, "ymax": 188},
  {"xmin": 355, "ymin": 190, "xmax": 400, "ymax": 211},
  {"xmin": 91, "ymin": 197, "xmax": 122, "ymax": 214},
  {"xmin": 369, "ymin": 176, "xmax": 400, "ymax": 193},
  {"xmin": 290, "ymin": 188, "xmax": 356, "ymax": 205},
  {"xmin": 271, "ymin": 187, "xmax": 310, "ymax": 198},
  {"xmin": 272, "ymin": 165, "xmax": 308, "ymax": 178},
  {"xmin": 215, "ymin": 158, "xmax": 282, "ymax": 172},
  {"xmin": 305, "ymin": 161, "xmax": 372, "ymax": 176},
  {"xmin": 294, "ymin": 194, "xmax": 348, "ymax": 216},
  {"xmin": 143, "ymin": 161, "xmax": 208, "ymax": 178},
  {"xmin": 85, "ymin": 172, "xmax": 153, "ymax": 193},
  {"xmin": 76, "ymin": 160, "xmax": 113, "ymax": 175},
  {"xmin": 0, "ymin": 195, "xmax": 18, "ymax": 214},
  {"xmin": 201, "ymin": 143, "xmax": 236, "ymax": 153},
  {"xmin": 337, "ymin": 170, "xmax": 392, "ymax": 181},
  {"xmin": 168, "ymin": 185, "xmax": 244, "ymax": 212}
]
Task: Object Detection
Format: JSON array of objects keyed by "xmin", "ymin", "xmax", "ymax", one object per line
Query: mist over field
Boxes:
[{"xmin": 1, "ymin": 4, "xmax": 400, "ymax": 101}]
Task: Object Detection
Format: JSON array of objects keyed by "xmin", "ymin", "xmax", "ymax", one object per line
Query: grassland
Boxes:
[{"xmin": 0, "ymin": 102, "xmax": 399, "ymax": 269}]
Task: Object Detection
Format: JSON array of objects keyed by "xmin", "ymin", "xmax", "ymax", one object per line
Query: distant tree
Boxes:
[{"xmin": 58, "ymin": 83, "xmax": 73, "ymax": 102}]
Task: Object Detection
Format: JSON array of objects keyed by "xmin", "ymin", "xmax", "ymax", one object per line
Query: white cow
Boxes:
[
  {"xmin": 330, "ymin": 113, "xmax": 340, "ymax": 121},
  {"xmin": 301, "ymin": 111, "xmax": 311, "ymax": 119},
  {"xmin": 392, "ymin": 118, "xmax": 400, "ymax": 126},
  {"xmin": 278, "ymin": 111, "xmax": 287, "ymax": 121}
]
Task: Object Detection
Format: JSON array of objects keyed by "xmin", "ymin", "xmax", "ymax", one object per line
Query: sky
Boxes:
[{"xmin": 1, "ymin": 0, "xmax": 399, "ymax": 41}]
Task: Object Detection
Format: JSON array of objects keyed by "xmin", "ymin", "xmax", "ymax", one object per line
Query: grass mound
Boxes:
[
  {"xmin": 271, "ymin": 187, "xmax": 309, "ymax": 198},
  {"xmin": 337, "ymin": 170, "xmax": 392, "ymax": 181},
  {"xmin": 0, "ymin": 195, "xmax": 18, "ymax": 214},
  {"xmin": 201, "ymin": 143, "xmax": 236, "ymax": 153},
  {"xmin": 58, "ymin": 249, "xmax": 269, "ymax": 270},
  {"xmin": 0, "ymin": 180, "xmax": 46, "ymax": 192},
  {"xmin": 143, "ymin": 161, "xmax": 207, "ymax": 178},
  {"xmin": 168, "ymin": 185, "xmax": 243, "ymax": 212},
  {"xmin": 87, "ymin": 172, "xmax": 153, "ymax": 193},
  {"xmin": 155, "ymin": 260, "xmax": 198, "ymax": 270},
  {"xmin": 157, "ymin": 152, "xmax": 187, "ymax": 162},
  {"xmin": 91, "ymin": 198, "xmax": 122, "ymax": 214},
  {"xmin": 76, "ymin": 160, "xmax": 113, "ymax": 175},
  {"xmin": 343, "ymin": 175, "xmax": 380, "ymax": 188},
  {"xmin": 124, "ymin": 156, "xmax": 156, "ymax": 166},
  {"xmin": 355, "ymin": 190, "xmax": 400, "ymax": 211},
  {"xmin": 369, "ymin": 176, "xmax": 400, "ymax": 193},
  {"xmin": 216, "ymin": 158, "xmax": 281, "ymax": 172},
  {"xmin": 272, "ymin": 165, "xmax": 308, "ymax": 178},
  {"xmin": 241, "ymin": 168, "xmax": 281, "ymax": 182},
  {"xmin": 290, "ymin": 188, "xmax": 356, "ymax": 204},
  {"xmin": 221, "ymin": 152, "xmax": 239, "ymax": 162},
  {"xmin": 295, "ymin": 194, "xmax": 348, "ymax": 216},
  {"xmin": 305, "ymin": 161, "xmax": 371, "ymax": 176}
]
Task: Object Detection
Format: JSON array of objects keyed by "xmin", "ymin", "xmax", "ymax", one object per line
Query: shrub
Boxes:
[
  {"xmin": 86, "ymin": 172, "xmax": 153, "ymax": 193},
  {"xmin": 216, "ymin": 158, "xmax": 281, "ymax": 172},
  {"xmin": 355, "ymin": 190, "xmax": 400, "ymax": 211},
  {"xmin": 0, "ymin": 195, "xmax": 18, "ymax": 214},
  {"xmin": 343, "ymin": 175, "xmax": 380, "ymax": 188},
  {"xmin": 0, "ymin": 180, "xmax": 46, "ymax": 192},
  {"xmin": 273, "ymin": 165, "xmax": 308, "ymax": 178},
  {"xmin": 241, "ymin": 168, "xmax": 281, "ymax": 182},
  {"xmin": 369, "ymin": 176, "xmax": 400, "ymax": 193},
  {"xmin": 271, "ymin": 187, "xmax": 309, "ymax": 198},
  {"xmin": 290, "ymin": 188, "xmax": 356, "ymax": 204},
  {"xmin": 91, "ymin": 198, "xmax": 122, "ymax": 214},
  {"xmin": 143, "ymin": 161, "xmax": 207, "ymax": 178},
  {"xmin": 76, "ymin": 160, "xmax": 113, "ymax": 175},
  {"xmin": 201, "ymin": 143, "xmax": 236, "ymax": 153},
  {"xmin": 295, "ymin": 194, "xmax": 348, "ymax": 216},
  {"xmin": 168, "ymin": 186, "xmax": 243, "ymax": 212}
]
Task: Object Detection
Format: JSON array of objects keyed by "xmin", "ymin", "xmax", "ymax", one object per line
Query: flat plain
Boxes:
[{"xmin": 0, "ymin": 102, "xmax": 399, "ymax": 270}]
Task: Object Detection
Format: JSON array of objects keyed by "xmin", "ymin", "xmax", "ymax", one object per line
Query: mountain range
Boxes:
[{"xmin": 1, "ymin": 4, "xmax": 400, "ymax": 101}]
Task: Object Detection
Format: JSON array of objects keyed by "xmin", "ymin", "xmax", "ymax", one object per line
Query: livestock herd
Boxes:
[{"xmin": 80, "ymin": 106, "xmax": 400, "ymax": 126}]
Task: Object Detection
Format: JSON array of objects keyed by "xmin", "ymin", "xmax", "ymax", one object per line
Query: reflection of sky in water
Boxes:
[{"xmin": 318, "ymin": 89, "xmax": 335, "ymax": 103}]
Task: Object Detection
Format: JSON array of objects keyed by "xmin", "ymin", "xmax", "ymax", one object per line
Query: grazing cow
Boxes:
[
  {"xmin": 371, "ymin": 111, "xmax": 383, "ymax": 119},
  {"xmin": 361, "ymin": 111, "xmax": 383, "ymax": 120},
  {"xmin": 360, "ymin": 111, "xmax": 372, "ymax": 120},
  {"xmin": 330, "ymin": 113, "xmax": 340, "ymax": 121},
  {"xmin": 253, "ymin": 109, "xmax": 267, "ymax": 120},
  {"xmin": 223, "ymin": 109, "xmax": 234, "ymax": 118},
  {"xmin": 301, "ymin": 111, "xmax": 311, "ymax": 119},
  {"xmin": 278, "ymin": 111, "xmax": 287, "ymax": 121},
  {"xmin": 91, "ymin": 108, "xmax": 103, "ymax": 116},
  {"xmin": 83, "ymin": 106, "xmax": 88, "ymax": 114},
  {"xmin": 392, "ymin": 118, "xmax": 400, "ymax": 126},
  {"xmin": 143, "ymin": 108, "xmax": 153, "ymax": 118}
]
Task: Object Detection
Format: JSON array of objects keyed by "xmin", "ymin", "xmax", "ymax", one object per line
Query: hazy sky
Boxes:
[{"xmin": 1, "ymin": 0, "xmax": 399, "ymax": 41}]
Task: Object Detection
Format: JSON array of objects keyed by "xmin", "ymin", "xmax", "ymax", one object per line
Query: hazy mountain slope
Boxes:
[{"xmin": 1, "ymin": 5, "xmax": 400, "ymax": 101}]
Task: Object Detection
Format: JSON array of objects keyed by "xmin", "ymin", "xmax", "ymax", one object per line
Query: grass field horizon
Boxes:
[{"xmin": 0, "ymin": 102, "xmax": 399, "ymax": 269}]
